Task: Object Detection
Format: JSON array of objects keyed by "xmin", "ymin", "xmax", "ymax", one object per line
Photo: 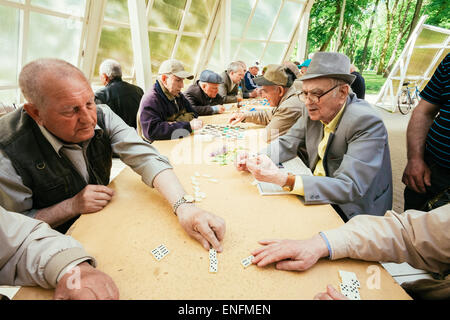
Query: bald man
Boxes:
[{"xmin": 0, "ymin": 58, "xmax": 225, "ymax": 253}]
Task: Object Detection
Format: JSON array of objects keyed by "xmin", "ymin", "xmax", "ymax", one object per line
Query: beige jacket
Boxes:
[
  {"xmin": 244, "ymin": 85, "xmax": 303, "ymax": 143},
  {"xmin": 0, "ymin": 206, "xmax": 95, "ymax": 289},
  {"xmin": 323, "ymin": 204, "xmax": 450, "ymax": 299}
]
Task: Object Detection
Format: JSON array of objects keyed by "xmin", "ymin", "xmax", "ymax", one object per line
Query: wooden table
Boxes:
[{"xmin": 14, "ymin": 111, "xmax": 411, "ymax": 300}]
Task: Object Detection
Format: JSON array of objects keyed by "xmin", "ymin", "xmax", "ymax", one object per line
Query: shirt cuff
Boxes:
[
  {"xmin": 318, "ymin": 232, "xmax": 332, "ymax": 259},
  {"xmin": 44, "ymin": 247, "xmax": 96, "ymax": 288},
  {"xmin": 56, "ymin": 258, "xmax": 93, "ymax": 283},
  {"xmin": 211, "ymin": 106, "xmax": 220, "ymax": 114},
  {"xmin": 290, "ymin": 175, "xmax": 305, "ymax": 196}
]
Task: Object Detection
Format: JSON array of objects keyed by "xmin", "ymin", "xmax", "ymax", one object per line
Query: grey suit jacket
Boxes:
[{"xmin": 265, "ymin": 93, "xmax": 393, "ymax": 220}]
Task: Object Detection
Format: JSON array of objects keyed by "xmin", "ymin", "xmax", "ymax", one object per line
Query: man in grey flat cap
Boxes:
[
  {"xmin": 183, "ymin": 70, "xmax": 226, "ymax": 116},
  {"xmin": 236, "ymin": 52, "xmax": 392, "ymax": 221}
]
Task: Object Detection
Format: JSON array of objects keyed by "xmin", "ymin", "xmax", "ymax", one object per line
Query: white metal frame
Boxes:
[
  {"xmin": 1, "ymin": 0, "xmax": 314, "ymax": 103},
  {"xmin": 0, "ymin": 0, "xmax": 91, "ymax": 102},
  {"xmin": 375, "ymin": 15, "xmax": 450, "ymax": 112}
]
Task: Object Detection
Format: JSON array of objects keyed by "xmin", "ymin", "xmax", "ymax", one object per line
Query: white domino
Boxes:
[
  {"xmin": 209, "ymin": 249, "xmax": 218, "ymax": 273},
  {"xmin": 241, "ymin": 255, "xmax": 254, "ymax": 268},
  {"xmin": 151, "ymin": 244, "xmax": 170, "ymax": 261}
]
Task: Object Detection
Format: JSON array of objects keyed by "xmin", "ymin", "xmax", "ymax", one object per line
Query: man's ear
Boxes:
[
  {"xmin": 100, "ymin": 73, "xmax": 109, "ymax": 85},
  {"xmin": 23, "ymin": 103, "xmax": 43, "ymax": 125}
]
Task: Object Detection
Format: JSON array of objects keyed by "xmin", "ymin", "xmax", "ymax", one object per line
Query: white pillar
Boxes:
[
  {"xmin": 128, "ymin": 0, "xmax": 152, "ymax": 90},
  {"xmin": 79, "ymin": 0, "xmax": 107, "ymax": 82},
  {"xmin": 220, "ymin": 0, "xmax": 231, "ymax": 70}
]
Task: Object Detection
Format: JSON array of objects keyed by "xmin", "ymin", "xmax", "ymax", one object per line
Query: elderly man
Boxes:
[
  {"xmin": 241, "ymin": 61, "xmax": 260, "ymax": 99},
  {"xmin": 236, "ymin": 52, "xmax": 392, "ymax": 221},
  {"xmin": 250, "ymin": 204, "xmax": 450, "ymax": 300},
  {"xmin": 95, "ymin": 59, "xmax": 144, "ymax": 129},
  {"xmin": 137, "ymin": 59, "xmax": 203, "ymax": 142},
  {"xmin": 402, "ymin": 53, "xmax": 449, "ymax": 211},
  {"xmin": 183, "ymin": 70, "xmax": 225, "ymax": 116},
  {"xmin": 228, "ymin": 64, "xmax": 303, "ymax": 143},
  {"xmin": 1, "ymin": 206, "xmax": 119, "ymax": 300},
  {"xmin": 0, "ymin": 58, "xmax": 225, "ymax": 253},
  {"xmin": 219, "ymin": 61, "xmax": 246, "ymax": 104}
]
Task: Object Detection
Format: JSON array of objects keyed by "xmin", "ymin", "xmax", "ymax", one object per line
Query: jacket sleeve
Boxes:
[
  {"xmin": 263, "ymin": 112, "xmax": 306, "ymax": 164},
  {"xmin": 264, "ymin": 106, "xmax": 303, "ymax": 143},
  {"xmin": 138, "ymin": 101, "xmax": 192, "ymax": 141},
  {"xmin": 322, "ymin": 205, "xmax": 450, "ymax": 274},
  {"xmin": 183, "ymin": 90, "xmax": 214, "ymax": 116},
  {"xmin": 219, "ymin": 83, "xmax": 238, "ymax": 104},
  {"xmin": 0, "ymin": 207, "xmax": 95, "ymax": 288}
]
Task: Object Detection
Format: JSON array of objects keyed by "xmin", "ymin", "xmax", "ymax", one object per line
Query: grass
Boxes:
[{"xmin": 362, "ymin": 70, "xmax": 387, "ymax": 95}]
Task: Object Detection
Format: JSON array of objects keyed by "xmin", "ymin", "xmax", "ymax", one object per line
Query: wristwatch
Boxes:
[
  {"xmin": 173, "ymin": 195, "xmax": 195, "ymax": 215},
  {"xmin": 282, "ymin": 173, "xmax": 296, "ymax": 192}
]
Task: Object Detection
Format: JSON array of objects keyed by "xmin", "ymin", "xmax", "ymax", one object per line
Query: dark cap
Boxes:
[{"xmin": 199, "ymin": 70, "xmax": 223, "ymax": 84}]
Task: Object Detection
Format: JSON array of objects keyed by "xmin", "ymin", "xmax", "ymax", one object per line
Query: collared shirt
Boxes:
[
  {"xmin": 291, "ymin": 102, "xmax": 347, "ymax": 195},
  {"xmin": 37, "ymin": 124, "xmax": 92, "ymax": 183},
  {"xmin": 0, "ymin": 105, "xmax": 173, "ymax": 217}
]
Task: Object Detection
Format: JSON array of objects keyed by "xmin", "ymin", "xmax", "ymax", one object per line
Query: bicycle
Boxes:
[{"xmin": 397, "ymin": 81, "xmax": 420, "ymax": 115}]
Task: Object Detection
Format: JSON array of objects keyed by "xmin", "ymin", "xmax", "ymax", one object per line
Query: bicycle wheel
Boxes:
[{"xmin": 398, "ymin": 90, "xmax": 412, "ymax": 115}]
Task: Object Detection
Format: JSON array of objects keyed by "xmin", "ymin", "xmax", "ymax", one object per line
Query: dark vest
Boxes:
[{"xmin": 0, "ymin": 108, "xmax": 113, "ymax": 233}]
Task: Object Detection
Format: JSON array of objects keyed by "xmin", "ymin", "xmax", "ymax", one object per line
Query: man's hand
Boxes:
[
  {"xmin": 251, "ymin": 235, "xmax": 329, "ymax": 271},
  {"xmin": 402, "ymin": 158, "xmax": 431, "ymax": 194},
  {"xmin": 176, "ymin": 205, "xmax": 226, "ymax": 252},
  {"xmin": 235, "ymin": 151, "xmax": 250, "ymax": 172},
  {"xmin": 54, "ymin": 262, "xmax": 119, "ymax": 300},
  {"xmin": 249, "ymin": 90, "xmax": 258, "ymax": 98},
  {"xmin": 229, "ymin": 112, "xmax": 246, "ymax": 125},
  {"xmin": 217, "ymin": 105, "xmax": 226, "ymax": 114},
  {"xmin": 70, "ymin": 185, "xmax": 114, "ymax": 214},
  {"xmin": 190, "ymin": 119, "xmax": 204, "ymax": 130},
  {"xmin": 314, "ymin": 285, "xmax": 349, "ymax": 300},
  {"xmin": 246, "ymin": 155, "xmax": 287, "ymax": 186}
]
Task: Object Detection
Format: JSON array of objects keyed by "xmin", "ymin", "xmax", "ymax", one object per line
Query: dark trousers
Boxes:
[{"xmin": 404, "ymin": 154, "xmax": 450, "ymax": 211}]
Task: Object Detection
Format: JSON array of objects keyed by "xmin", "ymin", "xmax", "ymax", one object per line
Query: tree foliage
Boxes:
[{"xmin": 307, "ymin": 0, "xmax": 449, "ymax": 76}]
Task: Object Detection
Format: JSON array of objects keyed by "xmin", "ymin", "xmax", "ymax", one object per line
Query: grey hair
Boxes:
[
  {"xmin": 227, "ymin": 61, "xmax": 245, "ymax": 73},
  {"xmin": 19, "ymin": 58, "xmax": 88, "ymax": 107},
  {"xmin": 99, "ymin": 59, "xmax": 122, "ymax": 80},
  {"xmin": 330, "ymin": 78, "xmax": 350, "ymax": 97}
]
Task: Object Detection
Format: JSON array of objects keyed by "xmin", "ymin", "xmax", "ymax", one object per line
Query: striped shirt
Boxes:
[{"xmin": 421, "ymin": 53, "xmax": 450, "ymax": 168}]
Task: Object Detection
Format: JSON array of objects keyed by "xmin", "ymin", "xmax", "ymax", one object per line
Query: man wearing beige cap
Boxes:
[
  {"xmin": 138, "ymin": 59, "xmax": 203, "ymax": 142},
  {"xmin": 236, "ymin": 52, "xmax": 392, "ymax": 221},
  {"xmin": 229, "ymin": 64, "xmax": 303, "ymax": 143}
]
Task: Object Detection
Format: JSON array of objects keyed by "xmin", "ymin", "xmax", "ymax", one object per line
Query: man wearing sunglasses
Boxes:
[{"xmin": 236, "ymin": 52, "xmax": 392, "ymax": 221}]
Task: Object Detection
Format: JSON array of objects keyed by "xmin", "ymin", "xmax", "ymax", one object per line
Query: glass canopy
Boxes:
[{"xmin": 0, "ymin": 0, "xmax": 310, "ymax": 104}]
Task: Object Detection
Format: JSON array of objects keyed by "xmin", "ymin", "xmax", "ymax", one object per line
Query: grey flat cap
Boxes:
[
  {"xmin": 299, "ymin": 52, "xmax": 356, "ymax": 85},
  {"xmin": 199, "ymin": 70, "xmax": 223, "ymax": 84}
]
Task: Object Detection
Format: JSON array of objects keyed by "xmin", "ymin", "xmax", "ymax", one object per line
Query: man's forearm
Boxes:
[
  {"xmin": 406, "ymin": 100, "xmax": 439, "ymax": 160},
  {"xmin": 34, "ymin": 197, "xmax": 77, "ymax": 228},
  {"xmin": 152, "ymin": 169, "xmax": 186, "ymax": 210}
]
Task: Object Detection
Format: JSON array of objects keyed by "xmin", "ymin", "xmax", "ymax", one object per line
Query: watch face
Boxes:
[{"xmin": 183, "ymin": 195, "xmax": 195, "ymax": 202}]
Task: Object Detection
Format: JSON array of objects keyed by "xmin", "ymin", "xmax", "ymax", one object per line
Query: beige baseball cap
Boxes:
[
  {"xmin": 158, "ymin": 59, "xmax": 194, "ymax": 80},
  {"xmin": 254, "ymin": 64, "xmax": 293, "ymax": 87}
]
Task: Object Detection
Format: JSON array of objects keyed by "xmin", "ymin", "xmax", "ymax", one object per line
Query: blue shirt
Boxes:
[
  {"xmin": 421, "ymin": 53, "xmax": 450, "ymax": 168},
  {"xmin": 244, "ymin": 71, "xmax": 258, "ymax": 91}
]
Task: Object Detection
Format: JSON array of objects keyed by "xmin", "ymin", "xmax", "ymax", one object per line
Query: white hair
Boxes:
[
  {"xmin": 99, "ymin": 59, "xmax": 122, "ymax": 80},
  {"xmin": 227, "ymin": 62, "xmax": 245, "ymax": 73}
]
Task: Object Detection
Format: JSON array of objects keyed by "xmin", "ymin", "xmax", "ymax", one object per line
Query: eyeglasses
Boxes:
[{"xmin": 298, "ymin": 84, "xmax": 339, "ymax": 103}]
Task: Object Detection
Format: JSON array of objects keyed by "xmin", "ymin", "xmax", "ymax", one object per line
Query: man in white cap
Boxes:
[
  {"xmin": 138, "ymin": 59, "xmax": 203, "ymax": 142},
  {"xmin": 235, "ymin": 52, "xmax": 392, "ymax": 222},
  {"xmin": 241, "ymin": 61, "xmax": 260, "ymax": 99}
]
